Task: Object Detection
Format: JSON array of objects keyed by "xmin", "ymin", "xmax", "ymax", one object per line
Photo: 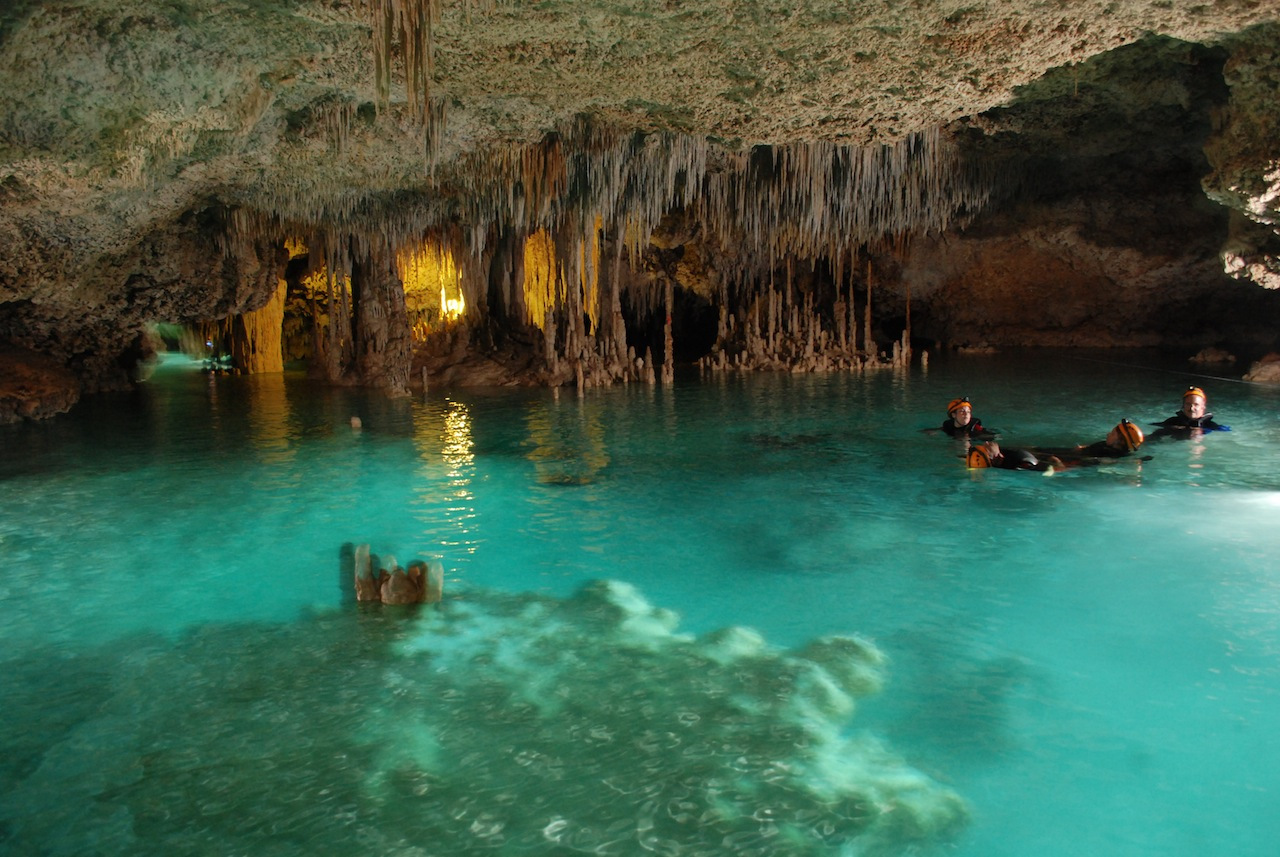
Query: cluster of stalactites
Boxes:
[
  {"xmin": 364, "ymin": 0, "xmax": 495, "ymax": 123},
  {"xmin": 435, "ymin": 117, "xmax": 708, "ymax": 340},
  {"xmin": 444, "ymin": 121, "xmax": 996, "ymax": 328},
  {"xmin": 226, "ymin": 116, "xmax": 1000, "ymax": 386},
  {"xmin": 451, "ymin": 117, "xmax": 708, "ymax": 258},
  {"xmin": 702, "ymin": 128, "xmax": 996, "ymax": 294},
  {"xmin": 521, "ymin": 220, "xmax": 602, "ymax": 333}
]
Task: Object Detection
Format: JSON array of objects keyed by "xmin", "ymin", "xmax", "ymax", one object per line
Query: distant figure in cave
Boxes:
[
  {"xmin": 966, "ymin": 441, "xmax": 1060, "ymax": 472},
  {"xmin": 939, "ymin": 397, "xmax": 992, "ymax": 439},
  {"xmin": 1148, "ymin": 386, "xmax": 1229, "ymax": 438}
]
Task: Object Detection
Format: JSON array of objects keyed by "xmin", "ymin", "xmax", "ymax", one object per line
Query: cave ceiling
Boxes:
[{"xmin": 1, "ymin": 0, "xmax": 1280, "ymax": 399}]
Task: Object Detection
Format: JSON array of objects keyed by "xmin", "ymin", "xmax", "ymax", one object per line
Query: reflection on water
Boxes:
[
  {"xmin": 248, "ymin": 373, "xmax": 297, "ymax": 470},
  {"xmin": 412, "ymin": 397, "xmax": 480, "ymax": 559},
  {"xmin": 4, "ymin": 352, "xmax": 1280, "ymax": 856},
  {"xmin": 524, "ymin": 395, "xmax": 610, "ymax": 485}
]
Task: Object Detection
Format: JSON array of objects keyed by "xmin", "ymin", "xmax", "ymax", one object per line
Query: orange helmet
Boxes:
[
  {"xmin": 1114, "ymin": 419, "xmax": 1144, "ymax": 451},
  {"xmin": 966, "ymin": 444, "xmax": 992, "ymax": 468},
  {"xmin": 1184, "ymin": 386, "xmax": 1206, "ymax": 403},
  {"xmin": 948, "ymin": 397, "xmax": 972, "ymax": 416}
]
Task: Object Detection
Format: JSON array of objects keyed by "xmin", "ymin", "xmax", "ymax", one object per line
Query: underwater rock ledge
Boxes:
[{"xmin": 0, "ymin": 580, "xmax": 967, "ymax": 856}]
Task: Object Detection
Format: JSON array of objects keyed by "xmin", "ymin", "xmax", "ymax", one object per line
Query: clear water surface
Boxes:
[{"xmin": 3, "ymin": 350, "xmax": 1279, "ymax": 856}]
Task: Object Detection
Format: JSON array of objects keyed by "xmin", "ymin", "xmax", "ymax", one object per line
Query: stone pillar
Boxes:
[
  {"xmin": 230, "ymin": 278, "xmax": 287, "ymax": 374},
  {"xmin": 352, "ymin": 244, "xmax": 412, "ymax": 395},
  {"xmin": 662, "ymin": 279, "xmax": 674, "ymax": 384}
]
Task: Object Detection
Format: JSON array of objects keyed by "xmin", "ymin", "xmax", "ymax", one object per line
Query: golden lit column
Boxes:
[
  {"xmin": 523, "ymin": 229, "xmax": 560, "ymax": 367},
  {"xmin": 399, "ymin": 241, "xmax": 466, "ymax": 339},
  {"xmin": 230, "ymin": 279, "xmax": 287, "ymax": 374}
]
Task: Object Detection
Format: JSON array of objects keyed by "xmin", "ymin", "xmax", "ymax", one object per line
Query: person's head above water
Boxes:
[
  {"xmin": 947, "ymin": 397, "xmax": 973, "ymax": 426},
  {"xmin": 1108, "ymin": 419, "xmax": 1144, "ymax": 452},
  {"xmin": 966, "ymin": 440, "xmax": 998, "ymax": 468},
  {"xmin": 1182, "ymin": 386, "xmax": 1207, "ymax": 419}
]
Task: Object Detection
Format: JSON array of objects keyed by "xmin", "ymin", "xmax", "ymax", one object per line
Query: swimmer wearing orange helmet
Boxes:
[
  {"xmin": 940, "ymin": 397, "xmax": 992, "ymax": 438},
  {"xmin": 1150, "ymin": 385, "xmax": 1229, "ymax": 437},
  {"xmin": 966, "ymin": 441, "xmax": 1059, "ymax": 472},
  {"xmin": 1032, "ymin": 419, "xmax": 1145, "ymax": 463}
]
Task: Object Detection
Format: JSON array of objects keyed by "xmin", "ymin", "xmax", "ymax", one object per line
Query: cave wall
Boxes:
[
  {"xmin": 2, "ymin": 4, "xmax": 1280, "ymax": 420},
  {"xmin": 902, "ymin": 34, "xmax": 1280, "ymax": 355},
  {"xmin": 0, "ymin": 207, "xmax": 286, "ymax": 395},
  {"xmin": 618, "ymin": 36, "xmax": 1280, "ymax": 366}
]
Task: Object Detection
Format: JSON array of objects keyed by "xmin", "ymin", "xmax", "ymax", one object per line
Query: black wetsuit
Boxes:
[
  {"xmin": 990, "ymin": 447, "xmax": 1053, "ymax": 472},
  {"xmin": 1027, "ymin": 441, "xmax": 1127, "ymax": 465},
  {"xmin": 1071, "ymin": 441, "xmax": 1131, "ymax": 459},
  {"xmin": 941, "ymin": 416, "xmax": 988, "ymax": 438},
  {"xmin": 1149, "ymin": 411, "xmax": 1226, "ymax": 438}
]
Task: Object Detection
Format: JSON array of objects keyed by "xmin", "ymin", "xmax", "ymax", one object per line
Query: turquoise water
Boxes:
[{"xmin": 3, "ymin": 351, "xmax": 1280, "ymax": 856}]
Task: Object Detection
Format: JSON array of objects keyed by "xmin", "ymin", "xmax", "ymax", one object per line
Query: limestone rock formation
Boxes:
[
  {"xmin": 352, "ymin": 543, "xmax": 444, "ymax": 605},
  {"xmin": 2, "ymin": 2, "xmax": 1280, "ymax": 420},
  {"xmin": 0, "ymin": 343, "xmax": 80, "ymax": 422}
]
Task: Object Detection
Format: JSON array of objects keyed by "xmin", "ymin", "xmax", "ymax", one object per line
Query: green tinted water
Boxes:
[{"xmin": 2, "ymin": 351, "xmax": 1279, "ymax": 856}]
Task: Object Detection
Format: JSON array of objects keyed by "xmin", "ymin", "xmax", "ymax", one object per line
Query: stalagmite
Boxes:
[
  {"xmin": 354, "ymin": 543, "xmax": 379, "ymax": 602},
  {"xmin": 350, "ymin": 543, "xmax": 443, "ymax": 604},
  {"xmin": 662, "ymin": 279, "xmax": 674, "ymax": 385},
  {"xmin": 418, "ymin": 560, "xmax": 444, "ymax": 603},
  {"xmin": 904, "ymin": 274, "xmax": 912, "ymax": 363},
  {"xmin": 352, "ymin": 242, "xmax": 412, "ymax": 395}
]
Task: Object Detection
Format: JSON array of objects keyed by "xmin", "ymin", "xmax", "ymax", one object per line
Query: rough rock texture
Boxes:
[
  {"xmin": 895, "ymin": 36, "xmax": 1280, "ymax": 350},
  {"xmin": 2, "ymin": 1, "xmax": 1280, "ymax": 419},
  {"xmin": 0, "ymin": 343, "xmax": 81, "ymax": 422}
]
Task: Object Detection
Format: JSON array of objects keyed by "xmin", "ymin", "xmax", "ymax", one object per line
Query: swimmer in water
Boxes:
[
  {"xmin": 1030, "ymin": 419, "xmax": 1147, "ymax": 466},
  {"xmin": 1149, "ymin": 386, "xmax": 1229, "ymax": 438},
  {"xmin": 966, "ymin": 441, "xmax": 1061, "ymax": 473},
  {"xmin": 940, "ymin": 397, "xmax": 991, "ymax": 439}
]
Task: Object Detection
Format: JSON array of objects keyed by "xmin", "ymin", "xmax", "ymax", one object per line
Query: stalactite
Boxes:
[
  {"xmin": 364, "ymin": 0, "xmax": 440, "ymax": 122},
  {"xmin": 320, "ymin": 100, "xmax": 358, "ymax": 154},
  {"xmin": 864, "ymin": 258, "xmax": 873, "ymax": 359}
]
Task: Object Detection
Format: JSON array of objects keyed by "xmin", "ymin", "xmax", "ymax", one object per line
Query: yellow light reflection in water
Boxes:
[
  {"xmin": 246, "ymin": 373, "xmax": 295, "ymax": 467},
  {"xmin": 413, "ymin": 398, "xmax": 479, "ymax": 556},
  {"xmin": 441, "ymin": 400, "xmax": 475, "ymax": 475}
]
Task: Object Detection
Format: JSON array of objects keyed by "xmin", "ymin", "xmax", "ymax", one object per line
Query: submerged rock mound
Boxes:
[{"xmin": 0, "ymin": 580, "xmax": 966, "ymax": 856}]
